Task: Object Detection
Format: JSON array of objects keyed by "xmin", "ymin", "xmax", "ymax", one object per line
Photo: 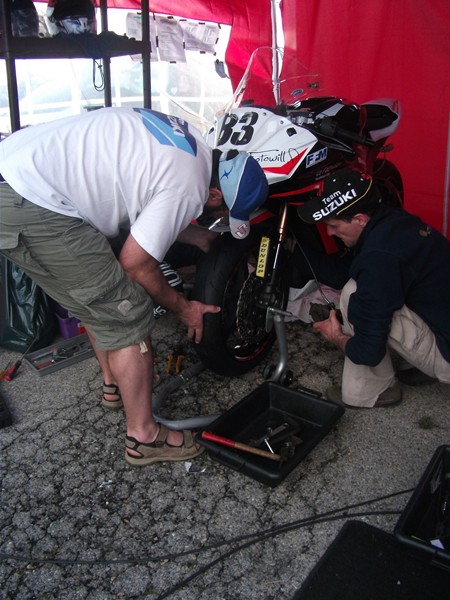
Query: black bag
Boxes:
[{"xmin": 0, "ymin": 256, "xmax": 57, "ymax": 352}]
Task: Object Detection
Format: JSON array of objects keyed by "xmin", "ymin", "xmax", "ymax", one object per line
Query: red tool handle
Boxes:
[
  {"xmin": 202, "ymin": 431, "xmax": 237, "ymax": 448},
  {"xmin": 202, "ymin": 431, "xmax": 281, "ymax": 461},
  {"xmin": 5, "ymin": 360, "xmax": 21, "ymax": 381}
]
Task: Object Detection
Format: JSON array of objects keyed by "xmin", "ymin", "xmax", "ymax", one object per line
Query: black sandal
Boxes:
[{"xmin": 102, "ymin": 382, "xmax": 123, "ymax": 410}]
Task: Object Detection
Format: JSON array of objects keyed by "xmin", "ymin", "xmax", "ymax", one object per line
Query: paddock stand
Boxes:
[
  {"xmin": 263, "ymin": 306, "xmax": 296, "ymax": 386},
  {"xmin": 152, "ymin": 360, "xmax": 219, "ymax": 431},
  {"xmin": 152, "ymin": 305, "xmax": 296, "ymax": 431}
]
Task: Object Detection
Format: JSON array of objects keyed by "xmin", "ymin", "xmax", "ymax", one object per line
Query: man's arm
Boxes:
[
  {"xmin": 314, "ymin": 252, "xmax": 405, "ymax": 365},
  {"xmin": 176, "ymin": 224, "xmax": 219, "ymax": 253},
  {"xmin": 119, "ymin": 233, "xmax": 220, "ymax": 343}
]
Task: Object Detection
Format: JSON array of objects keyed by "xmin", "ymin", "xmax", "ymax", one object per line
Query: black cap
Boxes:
[{"xmin": 298, "ymin": 168, "xmax": 380, "ymax": 223}]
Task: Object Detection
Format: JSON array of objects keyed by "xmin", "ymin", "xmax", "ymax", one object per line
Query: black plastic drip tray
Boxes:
[
  {"xmin": 199, "ymin": 381, "xmax": 344, "ymax": 486},
  {"xmin": 395, "ymin": 445, "xmax": 450, "ymax": 572}
]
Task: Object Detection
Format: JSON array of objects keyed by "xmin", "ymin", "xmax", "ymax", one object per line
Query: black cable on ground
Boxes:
[
  {"xmin": 156, "ymin": 509, "xmax": 403, "ymax": 600},
  {"xmin": 0, "ymin": 487, "xmax": 413, "ymax": 569}
]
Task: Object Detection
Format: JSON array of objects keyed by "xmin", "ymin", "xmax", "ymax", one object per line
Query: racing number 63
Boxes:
[{"xmin": 217, "ymin": 111, "xmax": 259, "ymax": 146}]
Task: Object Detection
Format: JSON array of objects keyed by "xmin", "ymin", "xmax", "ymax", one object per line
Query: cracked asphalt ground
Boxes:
[{"xmin": 0, "ymin": 309, "xmax": 449, "ymax": 599}]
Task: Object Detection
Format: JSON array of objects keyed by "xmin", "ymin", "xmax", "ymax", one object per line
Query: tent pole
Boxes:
[
  {"xmin": 0, "ymin": 0, "xmax": 21, "ymax": 131},
  {"xmin": 270, "ymin": 0, "xmax": 282, "ymax": 104},
  {"xmin": 99, "ymin": 0, "xmax": 112, "ymax": 107},
  {"xmin": 141, "ymin": 0, "xmax": 152, "ymax": 108}
]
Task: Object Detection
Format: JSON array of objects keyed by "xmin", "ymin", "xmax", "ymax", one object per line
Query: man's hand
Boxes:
[
  {"xmin": 119, "ymin": 234, "xmax": 220, "ymax": 343},
  {"xmin": 313, "ymin": 309, "xmax": 350, "ymax": 352},
  {"xmin": 178, "ymin": 300, "xmax": 221, "ymax": 344}
]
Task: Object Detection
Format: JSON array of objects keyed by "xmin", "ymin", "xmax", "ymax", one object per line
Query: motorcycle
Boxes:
[{"xmin": 190, "ymin": 47, "xmax": 403, "ymax": 378}]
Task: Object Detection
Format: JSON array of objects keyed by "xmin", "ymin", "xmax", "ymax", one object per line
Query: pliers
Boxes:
[{"xmin": 166, "ymin": 347, "xmax": 185, "ymax": 374}]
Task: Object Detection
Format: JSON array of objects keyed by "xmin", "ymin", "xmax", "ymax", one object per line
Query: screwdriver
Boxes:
[
  {"xmin": 3, "ymin": 338, "xmax": 36, "ymax": 382},
  {"xmin": 0, "ymin": 365, "xmax": 10, "ymax": 383},
  {"xmin": 4, "ymin": 359, "xmax": 23, "ymax": 381}
]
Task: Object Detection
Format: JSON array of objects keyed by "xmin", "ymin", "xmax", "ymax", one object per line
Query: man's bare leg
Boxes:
[
  {"xmin": 85, "ymin": 327, "xmax": 119, "ymax": 403},
  {"xmin": 85, "ymin": 327, "xmax": 184, "ymax": 452},
  {"xmin": 107, "ymin": 340, "xmax": 184, "ymax": 452}
]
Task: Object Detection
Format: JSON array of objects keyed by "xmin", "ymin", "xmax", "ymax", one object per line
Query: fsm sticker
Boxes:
[{"xmin": 306, "ymin": 147, "xmax": 328, "ymax": 168}]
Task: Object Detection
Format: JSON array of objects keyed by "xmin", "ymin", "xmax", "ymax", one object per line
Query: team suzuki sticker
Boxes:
[{"xmin": 312, "ymin": 188, "xmax": 358, "ymax": 221}]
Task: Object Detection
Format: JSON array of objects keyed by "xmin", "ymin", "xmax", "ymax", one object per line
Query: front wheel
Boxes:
[{"xmin": 191, "ymin": 231, "xmax": 283, "ymax": 376}]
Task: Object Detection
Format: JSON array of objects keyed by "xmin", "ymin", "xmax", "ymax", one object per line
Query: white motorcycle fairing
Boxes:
[{"xmin": 207, "ymin": 108, "xmax": 318, "ymax": 185}]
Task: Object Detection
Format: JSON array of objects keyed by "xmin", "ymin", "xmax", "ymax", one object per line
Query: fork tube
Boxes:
[
  {"xmin": 265, "ymin": 203, "xmax": 288, "ymax": 291},
  {"xmin": 272, "ymin": 203, "xmax": 288, "ymax": 273}
]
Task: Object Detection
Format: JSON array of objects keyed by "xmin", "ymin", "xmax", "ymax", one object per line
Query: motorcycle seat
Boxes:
[{"xmin": 361, "ymin": 99, "xmax": 401, "ymax": 141}]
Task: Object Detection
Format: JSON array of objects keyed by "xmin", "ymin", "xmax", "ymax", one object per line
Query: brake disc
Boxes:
[{"xmin": 236, "ymin": 273, "xmax": 266, "ymax": 342}]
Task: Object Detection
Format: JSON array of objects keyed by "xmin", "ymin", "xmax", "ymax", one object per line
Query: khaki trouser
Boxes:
[
  {"xmin": 0, "ymin": 183, "xmax": 154, "ymax": 350},
  {"xmin": 340, "ymin": 279, "xmax": 450, "ymax": 407}
]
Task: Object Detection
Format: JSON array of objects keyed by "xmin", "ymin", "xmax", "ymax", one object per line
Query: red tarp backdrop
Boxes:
[
  {"xmin": 108, "ymin": 0, "xmax": 450, "ymax": 236},
  {"xmin": 281, "ymin": 0, "xmax": 450, "ymax": 237}
]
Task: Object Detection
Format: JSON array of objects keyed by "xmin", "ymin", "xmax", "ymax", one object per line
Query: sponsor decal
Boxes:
[
  {"xmin": 233, "ymin": 223, "xmax": 249, "ymax": 238},
  {"xmin": 220, "ymin": 166, "xmax": 234, "ymax": 182},
  {"xmin": 254, "ymin": 148, "xmax": 308, "ymax": 175},
  {"xmin": 312, "ymin": 188, "xmax": 357, "ymax": 221},
  {"xmin": 134, "ymin": 108, "xmax": 197, "ymax": 156},
  {"xmin": 306, "ymin": 147, "xmax": 328, "ymax": 168},
  {"xmin": 256, "ymin": 236, "xmax": 270, "ymax": 277}
]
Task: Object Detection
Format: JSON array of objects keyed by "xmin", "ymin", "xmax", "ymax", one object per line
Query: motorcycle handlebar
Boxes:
[{"xmin": 314, "ymin": 116, "xmax": 375, "ymax": 147}]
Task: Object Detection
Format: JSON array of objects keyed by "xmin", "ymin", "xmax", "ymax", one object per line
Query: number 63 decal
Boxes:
[{"xmin": 217, "ymin": 111, "xmax": 259, "ymax": 146}]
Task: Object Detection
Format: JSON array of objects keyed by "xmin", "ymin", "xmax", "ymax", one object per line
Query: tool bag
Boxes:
[{"xmin": 0, "ymin": 256, "xmax": 57, "ymax": 352}]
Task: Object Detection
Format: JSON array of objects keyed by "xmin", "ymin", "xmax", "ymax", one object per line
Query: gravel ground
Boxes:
[{"xmin": 0, "ymin": 310, "xmax": 449, "ymax": 599}]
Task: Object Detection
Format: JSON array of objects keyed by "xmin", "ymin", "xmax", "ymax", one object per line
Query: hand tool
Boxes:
[
  {"xmin": 202, "ymin": 431, "xmax": 282, "ymax": 462},
  {"xmin": 250, "ymin": 422, "xmax": 292, "ymax": 448},
  {"xmin": 175, "ymin": 354, "xmax": 185, "ymax": 373},
  {"xmin": 29, "ymin": 340, "xmax": 90, "ymax": 370},
  {"xmin": 4, "ymin": 362, "xmax": 20, "ymax": 381},
  {"xmin": 166, "ymin": 347, "xmax": 186, "ymax": 374},
  {"xmin": 24, "ymin": 333, "xmax": 94, "ymax": 376},
  {"xmin": 250, "ymin": 420, "xmax": 301, "ymax": 450},
  {"xmin": 0, "ymin": 367, "xmax": 9, "ymax": 383},
  {"xmin": 2, "ymin": 338, "xmax": 37, "ymax": 382}
]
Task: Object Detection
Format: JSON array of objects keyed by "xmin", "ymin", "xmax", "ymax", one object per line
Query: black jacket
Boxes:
[{"xmin": 345, "ymin": 205, "xmax": 450, "ymax": 366}]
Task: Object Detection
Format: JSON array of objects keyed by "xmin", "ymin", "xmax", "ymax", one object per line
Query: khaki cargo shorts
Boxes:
[{"xmin": 0, "ymin": 183, "xmax": 154, "ymax": 350}]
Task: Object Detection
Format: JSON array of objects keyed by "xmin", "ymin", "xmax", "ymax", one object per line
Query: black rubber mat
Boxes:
[{"xmin": 293, "ymin": 520, "xmax": 450, "ymax": 600}]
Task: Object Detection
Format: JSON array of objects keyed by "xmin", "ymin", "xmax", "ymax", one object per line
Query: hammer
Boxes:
[{"xmin": 202, "ymin": 431, "xmax": 282, "ymax": 462}]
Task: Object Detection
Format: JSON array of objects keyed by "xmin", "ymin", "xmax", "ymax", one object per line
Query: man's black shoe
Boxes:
[{"xmin": 396, "ymin": 367, "xmax": 435, "ymax": 387}]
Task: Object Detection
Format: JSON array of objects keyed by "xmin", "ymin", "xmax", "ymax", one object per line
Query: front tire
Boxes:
[{"xmin": 191, "ymin": 231, "xmax": 280, "ymax": 376}]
